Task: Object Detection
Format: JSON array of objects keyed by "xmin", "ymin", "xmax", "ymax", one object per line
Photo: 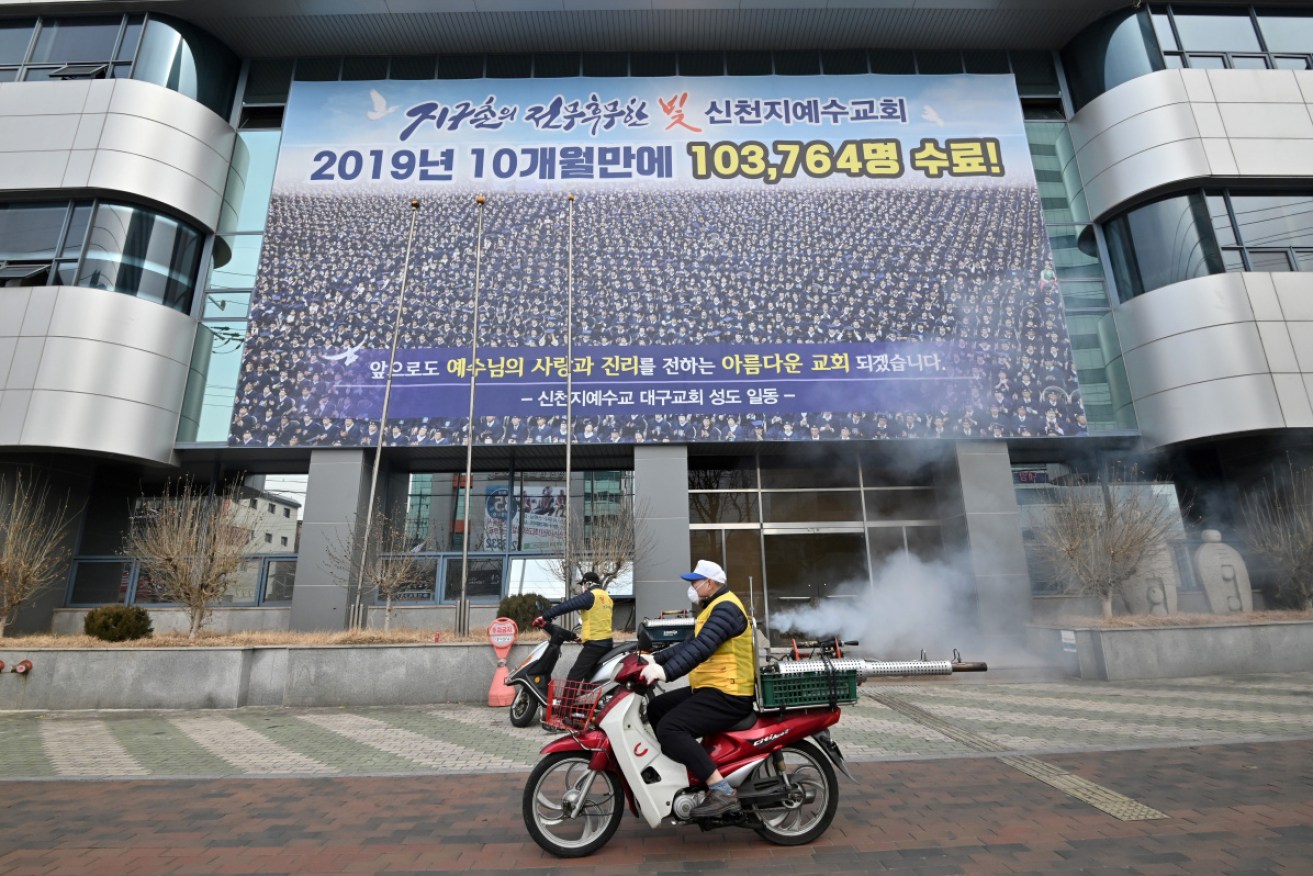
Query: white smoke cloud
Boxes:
[{"xmin": 767, "ymin": 549, "xmax": 981, "ymax": 660}]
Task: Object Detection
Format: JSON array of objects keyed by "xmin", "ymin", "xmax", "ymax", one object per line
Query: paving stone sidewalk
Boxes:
[{"xmin": 2, "ymin": 671, "xmax": 1311, "ymax": 781}]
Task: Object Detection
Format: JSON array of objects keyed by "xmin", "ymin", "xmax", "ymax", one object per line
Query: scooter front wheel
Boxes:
[
  {"xmin": 749, "ymin": 739, "xmax": 838, "ymax": 846},
  {"xmin": 523, "ymin": 752, "xmax": 624, "ymax": 857},
  {"xmin": 509, "ymin": 686, "xmax": 539, "ymax": 727}
]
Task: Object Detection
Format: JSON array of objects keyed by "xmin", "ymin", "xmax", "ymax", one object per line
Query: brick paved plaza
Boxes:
[{"xmin": 1, "ymin": 673, "xmax": 1311, "ymax": 874}]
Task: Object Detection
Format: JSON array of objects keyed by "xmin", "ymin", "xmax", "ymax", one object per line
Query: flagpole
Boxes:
[
  {"xmin": 563, "ymin": 193, "xmax": 575, "ymax": 585},
  {"xmin": 457, "ymin": 194, "xmax": 487, "ymax": 637},
  {"xmin": 352, "ymin": 197, "xmax": 421, "ymax": 629}
]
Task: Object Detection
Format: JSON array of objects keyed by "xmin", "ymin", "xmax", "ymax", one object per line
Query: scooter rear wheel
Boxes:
[
  {"xmin": 509, "ymin": 687, "xmax": 539, "ymax": 727},
  {"xmin": 523, "ymin": 752, "xmax": 625, "ymax": 857},
  {"xmin": 749, "ymin": 739, "xmax": 838, "ymax": 846}
]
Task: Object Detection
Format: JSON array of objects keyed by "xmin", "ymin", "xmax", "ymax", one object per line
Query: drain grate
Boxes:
[{"xmin": 868, "ymin": 692, "xmax": 1168, "ymax": 822}]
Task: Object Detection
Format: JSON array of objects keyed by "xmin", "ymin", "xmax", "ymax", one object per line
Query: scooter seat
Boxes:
[{"xmin": 725, "ymin": 713, "xmax": 758, "ymax": 732}]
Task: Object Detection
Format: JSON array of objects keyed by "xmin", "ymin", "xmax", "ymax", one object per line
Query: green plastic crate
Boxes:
[{"xmin": 758, "ymin": 669, "xmax": 858, "ymax": 709}]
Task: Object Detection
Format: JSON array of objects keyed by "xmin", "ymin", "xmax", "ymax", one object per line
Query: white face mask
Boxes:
[{"xmin": 687, "ymin": 584, "xmax": 701, "ymax": 604}]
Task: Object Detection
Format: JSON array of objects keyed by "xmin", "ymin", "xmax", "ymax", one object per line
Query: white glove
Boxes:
[{"xmin": 640, "ymin": 661, "xmax": 667, "ymax": 685}]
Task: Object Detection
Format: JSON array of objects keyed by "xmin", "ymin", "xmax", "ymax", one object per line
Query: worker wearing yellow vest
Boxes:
[
  {"xmin": 639, "ymin": 559, "xmax": 755, "ymax": 819},
  {"xmin": 533, "ymin": 571, "xmax": 614, "ymax": 683}
]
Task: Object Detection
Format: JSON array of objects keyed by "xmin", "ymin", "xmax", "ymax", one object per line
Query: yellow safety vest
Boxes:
[
  {"xmin": 579, "ymin": 588, "xmax": 613, "ymax": 643},
  {"xmin": 688, "ymin": 590, "xmax": 756, "ymax": 696}
]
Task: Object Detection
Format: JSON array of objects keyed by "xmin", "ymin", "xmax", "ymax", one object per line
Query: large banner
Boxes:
[{"xmin": 231, "ymin": 75, "xmax": 1087, "ymax": 447}]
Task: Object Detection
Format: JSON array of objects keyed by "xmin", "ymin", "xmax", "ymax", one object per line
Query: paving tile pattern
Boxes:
[{"xmin": 2, "ymin": 672, "xmax": 1311, "ymax": 780}]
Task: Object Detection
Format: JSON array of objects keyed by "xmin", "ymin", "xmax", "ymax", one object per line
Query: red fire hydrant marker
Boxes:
[{"xmin": 487, "ymin": 618, "xmax": 518, "ymax": 706}]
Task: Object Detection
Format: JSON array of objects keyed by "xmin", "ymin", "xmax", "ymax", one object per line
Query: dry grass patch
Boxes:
[
  {"xmin": 1046, "ymin": 609, "xmax": 1313, "ymax": 629},
  {"xmin": 3, "ymin": 629, "xmax": 501, "ymax": 649}
]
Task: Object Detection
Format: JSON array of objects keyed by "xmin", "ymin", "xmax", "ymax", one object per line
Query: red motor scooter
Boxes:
[{"xmin": 522, "ymin": 641, "xmax": 986, "ymax": 857}]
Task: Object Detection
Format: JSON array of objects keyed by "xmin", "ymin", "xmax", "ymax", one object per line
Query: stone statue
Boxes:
[
  {"xmin": 1120, "ymin": 544, "xmax": 1179, "ymax": 616},
  {"xmin": 1192, "ymin": 530, "xmax": 1253, "ymax": 614}
]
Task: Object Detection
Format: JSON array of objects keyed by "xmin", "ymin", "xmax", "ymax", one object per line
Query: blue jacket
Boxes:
[{"xmin": 652, "ymin": 586, "xmax": 747, "ymax": 681}]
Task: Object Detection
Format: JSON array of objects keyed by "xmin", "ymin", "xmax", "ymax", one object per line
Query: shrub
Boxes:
[
  {"xmin": 84, "ymin": 605, "xmax": 154, "ymax": 642},
  {"xmin": 497, "ymin": 593, "xmax": 552, "ymax": 632}
]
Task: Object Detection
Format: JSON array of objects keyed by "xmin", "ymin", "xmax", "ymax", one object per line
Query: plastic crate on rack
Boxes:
[{"xmin": 758, "ymin": 667, "xmax": 858, "ymax": 709}]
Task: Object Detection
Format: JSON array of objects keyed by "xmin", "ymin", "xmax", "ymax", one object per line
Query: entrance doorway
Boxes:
[{"xmin": 762, "ymin": 531, "xmax": 867, "ymax": 635}]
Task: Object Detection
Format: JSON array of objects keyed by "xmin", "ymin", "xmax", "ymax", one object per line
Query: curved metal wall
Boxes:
[
  {"xmin": 0, "ymin": 78, "xmax": 236, "ymax": 231},
  {"xmin": 0, "ymin": 286, "xmax": 195, "ymax": 464},
  {"xmin": 1066, "ymin": 68, "xmax": 1313, "ymax": 222},
  {"xmin": 1105, "ymin": 272, "xmax": 1313, "ymax": 448}
]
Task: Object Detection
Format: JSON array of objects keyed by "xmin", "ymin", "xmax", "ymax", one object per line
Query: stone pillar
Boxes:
[
  {"xmin": 935, "ymin": 441, "xmax": 1031, "ymax": 650},
  {"xmin": 290, "ymin": 449, "xmax": 373, "ymax": 631},
  {"xmin": 633, "ymin": 445, "xmax": 690, "ymax": 623}
]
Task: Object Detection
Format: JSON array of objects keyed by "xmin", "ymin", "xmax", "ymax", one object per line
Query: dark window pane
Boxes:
[
  {"xmin": 867, "ymin": 50, "xmax": 913, "ymax": 74},
  {"xmin": 244, "ymin": 59, "xmax": 293, "ymax": 102},
  {"xmin": 1207, "ymin": 194, "xmax": 1236, "ymax": 246},
  {"xmin": 773, "ymin": 50, "xmax": 819, "ymax": 75},
  {"xmin": 1296, "ymin": 249, "xmax": 1313, "ymax": 270},
  {"xmin": 78, "ymin": 203, "xmax": 202, "ymax": 311},
  {"xmin": 31, "ymin": 16, "xmax": 121, "ymax": 64},
  {"xmin": 388, "ymin": 55, "xmax": 435, "ymax": 79},
  {"xmin": 1062, "ymin": 11, "xmax": 1159, "ymax": 110},
  {"xmin": 1105, "ymin": 192, "xmax": 1225, "ymax": 299},
  {"xmin": 1231, "ymin": 55, "xmax": 1270, "ymax": 69},
  {"xmin": 1259, "ymin": 12, "xmax": 1313, "ymax": 53},
  {"xmin": 443, "ymin": 557, "xmax": 503, "ymax": 602},
  {"xmin": 0, "ymin": 202, "xmax": 67, "ymax": 260},
  {"xmin": 1231, "ymin": 194, "xmax": 1313, "ymax": 248},
  {"xmin": 761, "ymin": 491, "xmax": 863, "ymax": 523},
  {"xmin": 117, "ymin": 15, "xmax": 144, "ymax": 61},
  {"xmin": 486, "ymin": 54, "xmax": 531, "ymax": 78},
  {"xmin": 630, "ymin": 53, "xmax": 676, "ymax": 77},
  {"xmin": 1221, "ymin": 247, "xmax": 1246, "ymax": 271},
  {"xmin": 866, "ymin": 489, "xmax": 939, "ymax": 520},
  {"xmin": 689, "ymin": 493, "xmax": 759, "ymax": 525},
  {"xmin": 133, "ymin": 18, "xmax": 238, "ymax": 117},
  {"xmin": 438, "ymin": 53, "xmax": 483, "ymax": 79},
  {"xmin": 760, "ymin": 453, "xmax": 859, "ymax": 488},
  {"xmin": 0, "ymin": 69, "xmax": 16, "ymax": 82},
  {"xmin": 1010, "ymin": 50, "xmax": 1060, "ymax": 95},
  {"xmin": 1273, "ymin": 56, "xmax": 1313, "ymax": 70},
  {"xmin": 533, "ymin": 52, "xmax": 579, "ymax": 77},
  {"xmin": 1172, "ymin": 8, "xmax": 1261, "ymax": 52},
  {"xmin": 68, "ymin": 561, "xmax": 131, "ymax": 605},
  {"xmin": 294, "ymin": 57, "xmax": 340, "ymax": 81},
  {"xmin": 0, "ymin": 19, "xmax": 34, "ymax": 65},
  {"xmin": 726, "ymin": 51, "xmax": 771, "ymax": 76},
  {"xmin": 1185, "ymin": 54, "xmax": 1227, "ymax": 69},
  {"xmin": 1247, "ymin": 249, "xmax": 1295, "ymax": 271},
  {"xmin": 821, "ymin": 49, "xmax": 868, "ymax": 74},
  {"xmin": 341, "ymin": 56, "xmax": 388, "ymax": 80},
  {"xmin": 679, "ymin": 52, "xmax": 722, "ymax": 76},
  {"xmin": 1151, "ymin": 11, "xmax": 1179, "ymax": 51},
  {"xmin": 582, "ymin": 52, "xmax": 627, "ymax": 76},
  {"xmin": 963, "ymin": 50, "xmax": 1010, "ymax": 73},
  {"xmin": 916, "ymin": 50, "xmax": 962, "ymax": 74}
]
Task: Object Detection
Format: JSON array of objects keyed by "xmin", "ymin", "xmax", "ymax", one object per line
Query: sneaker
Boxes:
[{"xmin": 690, "ymin": 790, "xmax": 739, "ymax": 818}]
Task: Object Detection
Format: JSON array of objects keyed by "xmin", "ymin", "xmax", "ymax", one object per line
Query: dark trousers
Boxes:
[
  {"xmin": 566, "ymin": 639, "xmax": 613, "ymax": 683},
  {"xmin": 646, "ymin": 686, "xmax": 756, "ymax": 783}
]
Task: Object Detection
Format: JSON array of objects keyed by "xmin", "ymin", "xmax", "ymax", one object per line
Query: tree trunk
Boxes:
[
  {"xmin": 384, "ymin": 595, "xmax": 393, "ymax": 631},
  {"xmin": 189, "ymin": 610, "xmax": 204, "ymax": 641},
  {"xmin": 1101, "ymin": 593, "xmax": 1114, "ymax": 619}
]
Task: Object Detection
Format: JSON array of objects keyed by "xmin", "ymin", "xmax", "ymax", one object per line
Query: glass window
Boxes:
[
  {"xmin": 760, "ymin": 452, "xmax": 859, "ymax": 488},
  {"xmin": 679, "ymin": 52, "xmax": 723, "ymax": 76},
  {"xmin": 244, "ymin": 59, "xmax": 294, "ymax": 103},
  {"xmin": 1273, "ymin": 56, "xmax": 1313, "ymax": 70},
  {"xmin": 133, "ymin": 17, "xmax": 238, "ymax": 118},
  {"xmin": 962, "ymin": 50, "xmax": 1011, "ymax": 74},
  {"xmin": 438, "ymin": 54, "xmax": 483, "ymax": 79},
  {"xmin": 1172, "ymin": 8, "xmax": 1261, "ymax": 52},
  {"xmin": 179, "ymin": 321, "xmax": 246, "ymax": 443},
  {"xmin": 116, "ymin": 16, "xmax": 144, "ymax": 62},
  {"xmin": 341, "ymin": 56, "xmax": 387, "ymax": 81},
  {"xmin": 1062, "ymin": 9, "xmax": 1162, "ymax": 111},
  {"xmin": 1258, "ymin": 12, "xmax": 1313, "ymax": 52},
  {"xmin": 0, "ymin": 202, "xmax": 68, "ymax": 260},
  {"xmin": 916, "ymin": 50, "xmax": 962, "ymax": 74},
  {"xmin": 533, "ymin": 53, "xmax": 579, "ymax": 77},
  {"xmin": 1207, "ymin": 194, "xmax": 1236, "ymax": 247},
  {"xmin": 773, "ymin": 50, "xmax": 820, "ymax": 75},
  {"xmin": 506, "ymin": 557, "xmax": 564, "ymax": 600},
  {"xmin": 867, "ymin": 50, "xmax": 913, "ymax": 75},
  {"xmin": 725, "ymin": 51, "xmax": 771, "ymax": 76},
  {"xmin": 1104, "ymin": 192, "xmax": 1224, "ymax": 299},
  {"xmin": 78, "ymin": 203, "xmax": 202, "ymax": 311},
  {"xmin": 582, "ymin": 52, "xmax": 627, "ymax": 77},
  {"xmin": 221, "ymin": 130, "xmax": 282, "ymax": 233},
  {"xmin": 294, "ymin": 56, "xmax": 340, "ymax": 81},
  {"xmin": 30, "ymin": 17, "xmax": 121, "ymax": 64},
  {"xmin": 1247, "ymin": 249, "xmax": 1295, "ymax": 271},
  {"xmin": 1230, "ymin": 194, "xmax": 1313, "ymax": 249},
  {"xmin": 225, "ymin": 559, "xmax": 260, "ymax": 604},
  {"xmin": 865, "ymin": 489, "xmax": 939, "ymax": 520},
  {"xmin": 1231, "ymin": 55, "xmax": 1271, "ymax": 69},
  {"xmin": 209, "ymin": 235, "xmax": 263, "ymax": 290},
  {"xmin": 203, "ymin": 290, "xmax": 250, "ymax": 319},
  {"xmin": 689, "ymin": 493, "xmax": 759, "ymax": 525},
  {"xmin": 820, "ymin": 50, "xmax": 867, "ymax": 75},
  {"xmin": 1151, "ymin": 11, "xmax": 1179, "ymax": 51},
  {"xmin": 68, "ymin": 560, "xmax": 132, "ymax": 605},
  {"xmin": 761, "ymin": 491, "xmax": 863, "ymax": 523},
  {"xmin": 263, "ymin": 559, "xmax": 296, "ymax": 603},
  {"xmin": 389, "ymin": 55, "xmax": 436, "ymax": 80},
  {"xmin": 442, "ymin": 556, "xmax": 504, "ymax": 603},
  {"xmin": 0, "ymin": 19, "xmax": 34, "ymax": 65},
  {"xmin": 1185, "ymin": 54, "xmax": 1228, "ymax": 68}
]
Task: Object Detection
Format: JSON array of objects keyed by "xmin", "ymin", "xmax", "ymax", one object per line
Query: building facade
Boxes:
[{"xmin": 3, "ymin": 1, "xmax": 1312, "ymax": 655}]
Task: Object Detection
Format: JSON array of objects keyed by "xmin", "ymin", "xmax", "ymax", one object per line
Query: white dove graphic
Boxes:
[
  {"xmin": 367, "ymin": 89, "xmax": 399, "ymax": 121},
  {"xmin": 322, "ymin": 342, "xmax": 366, "ymax": 366},
  {"xmin": 921, "ymin": 104, "xmax": 945, "ymax": 126}
]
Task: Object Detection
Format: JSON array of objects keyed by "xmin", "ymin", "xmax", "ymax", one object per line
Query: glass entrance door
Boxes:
[{"xmin": 762, "ymin": 531, "xmax": 868, "ymax": 638}]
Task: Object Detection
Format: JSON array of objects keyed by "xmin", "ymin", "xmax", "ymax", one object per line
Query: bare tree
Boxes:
[
  {"xmin": 327, "ymin": 507, "xmax": 431, "ymax": 630},
  {"xmin": 123, "ymin": 480, "xmax": 253, "ymax": 640},
  {"xmin": 549, "ymin": 494, "xmax": 647, "ymax": 593},
  {"xmin": 0, "ymin": 471, "xmax": 75, "ymax": 639},
  {"xmin": 1240, "ymin": 465, "xmax": 1313, "ymax": 610},
  {"xmin": 1033, "ymin": 476, "xmax": 1182, "ymax": 618}
]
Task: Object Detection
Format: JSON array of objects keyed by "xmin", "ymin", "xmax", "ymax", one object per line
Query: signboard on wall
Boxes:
[{"xmin": 230, "ymin": 74, "xmax": 1087, "ymax": 447}]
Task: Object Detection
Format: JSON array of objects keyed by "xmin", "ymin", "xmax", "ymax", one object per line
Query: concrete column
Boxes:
[
  {"xmin": 633, "ymin": 445, "xmax": 689, "ymax": 622},
  {"xmin": 936, "ymin": 441, "xmax": 1031, "ymax": 650},
  {"xmin": 290, "ymin": 449, "xmax": 373, "ymax": 631}
]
